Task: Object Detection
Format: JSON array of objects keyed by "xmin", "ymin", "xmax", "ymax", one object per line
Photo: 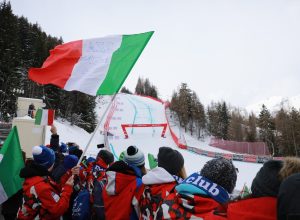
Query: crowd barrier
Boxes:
[
  {"xmin": 209, "ymin": 138, "xmax": 270, "ymax": 156},
  {"xmin": 103, "ymin": 98, "xmax": 118, "ymax": 148},
  {"xmin": 186, "ymin": 145, "xmax": 282, "ymax": 163},
  {"xmin": 163, "ymin": 106, "xmax": 281, "ymax": 164}
]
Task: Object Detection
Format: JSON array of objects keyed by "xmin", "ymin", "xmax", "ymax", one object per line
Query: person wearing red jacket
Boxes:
[
  {"xmin": 157, "ymin": 158, "xmax": 237, "ymax": 220},
  {"xmin": 228, "ymin": 160, "xmax": 282, "ymax": 220},
  {"xmin": 103, "ymin": 145, "xmax": 146, "ymax": 220},
  {"xmin": 208, "ymin": 160, "xmax": 283, "ymax": 220},
  {"xmin": 17, "ymin": 145, "xmax": 74, "ymax": 220},
  {"xmin": 86, "ymin": 149, "xmax": 114, "ymax": 192},
  {"xmin": 139, "ymin": 146, "xmax": 187, "ymax": 220}
]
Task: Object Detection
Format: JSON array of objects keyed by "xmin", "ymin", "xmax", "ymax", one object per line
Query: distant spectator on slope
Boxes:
[
  {"xmin": 27, "ymin": 103, "xmax": 35, "ymax": 118},
  {"xmin": 17, "ymin": 145, "xmax": 74, "ymax": 220},
  {"xmin": 278, "ymin": 173, "xmax": 300, "ymax": 220},
  {"xmin": 103, "ymin": 145, "xmax": 146, "ymax": 220},
  {"xmin": 139, "ymin": 146, "xmax": 186, "ymax": 219},
  {"xmin": 157, "ymin": 157, "xmax": 237, "ymax": 219}
]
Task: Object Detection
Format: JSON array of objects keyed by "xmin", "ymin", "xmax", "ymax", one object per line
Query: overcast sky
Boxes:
[{"xmin": 9, "ymin": 0, "xmax": 300, "ymax": 107}]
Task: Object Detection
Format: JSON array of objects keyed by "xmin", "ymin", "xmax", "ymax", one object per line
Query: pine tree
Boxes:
[
  {"xmin": 207, "ymin": 101, "xmax": 230, "ymax": 140},
  {"xmin": 135, "ymin": 77, "xmax": 144, "ymax": 95},
  {"xmin": 289, "ymin": 108, "xmax": 300, "ymax": 156},
  {"xmin": 258, "ymin": 104, "xmax": 276, "ymax": 155},
  {"xmin": 144, "ymin": 78, "xmax": 151, "ymax": 96},
  {"xmin": 246, "ymin": 113, "xmax": 257, "ymax": 142},
  {"xmin": 178, "ymin": 83, "xmax": 192, "ymax": 132},
  {"xmin": 0, "ymin": 1, "xmax": 21, "ymax": 119},
  {"xmin": 191, "ymin": 92, "xmax": 206, "ymax": 139},
  {"xmin": 149, "ymin": 85, "xmax": 158, "ymax": 98},
  {"xmin": 207, "ymin": 103, "xmax": 219, "ymax": 137},
  {"xmin": 220, "ymin": 102, "xmax": 230, "ymax": 140},
  {"xmin": 228, "ymin": 109, "xmax": 244, "ymax": 141},
  {"xmin": 0, "ymin": 2, "xmax": 97, "ymax": 131},
  {"xmin": 120, "ymin": 86, "xmax": 132, "ymax": 94}
]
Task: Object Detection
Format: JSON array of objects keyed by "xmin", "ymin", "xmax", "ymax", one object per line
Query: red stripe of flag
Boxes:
[
  {"xmin": 48, "ymin": 110, "xmax": 55, "ymax": 125},
  {"xmin": 28, "ymin": 40, "xmax": 83, "ymax": 88}
]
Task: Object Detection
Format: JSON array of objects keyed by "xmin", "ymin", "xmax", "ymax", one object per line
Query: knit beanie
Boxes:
[
  {"xmin": 251, "ymin": 160, "xmax": 283, "ymax": 197},
  {"xmin": 158, "ymin": 146, "xmax": 184, "ymax": 175},
  {"xmin": 60, "ymin": 142, "xmax": 68, "ymax": 153},
  {"xmin": 69, "ymin": 146, "xmax": 83, "ymax": 159},
  {"xmin": 97, "ymin": 150, "xmax": 114, "ymax": 165},
  {"xmin": 124, "ymin": 146, "xmax": 145, "ymax": 167},
  {"xmin": 200, "ymin": 158, "xmax": 237, "ymax": 193},
  {"xmin": 63, "ymin": 155, "xmax": 78, "ymax": 170},
  {"xmin": 87, "ymin": 157, "xmax": 96, "ymax": 164},
  {"xmin": 32, "ymin": 145, "xmax": 55, "ymax": 169}
]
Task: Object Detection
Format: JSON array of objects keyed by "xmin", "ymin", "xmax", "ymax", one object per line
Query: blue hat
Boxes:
[
  {"xmin": 68, "ymin": 145, "xmax": 78, "ymax": 152},
  {"xmin": 124, "ymin": 146, "xmax": 145, "ymax": 167},
  {"xmin": 87, "ymin": 157, "xmax": 96, "ymax": 164},
  {"xmin": 32, "ymin": 145, "xmax": 55, "ymax": 169},
  {"xmin": 63, "ymin": 155, "xmax": 78, "ymax": 170},
  {"xmin": 60, "ymin": 142, "xmax": 68, "ymax": 153}
]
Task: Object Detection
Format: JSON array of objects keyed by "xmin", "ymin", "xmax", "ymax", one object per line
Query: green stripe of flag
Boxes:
[
  {"xmin": 0, "ymin": 126, "xmax": 24, "ymax": 204},
  {"xmin": 96, "ymin": 31, "xmax": 154, "ymax": 95},
  {"xmin": 35, "ymin": 109, "xmax": 42, "ymax": 125}
]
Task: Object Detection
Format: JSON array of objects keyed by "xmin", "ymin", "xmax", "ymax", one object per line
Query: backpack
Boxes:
[
  {"xmin": 91, "ymin": 178, "xmax": 107, "ymax": 220},
  {"xmin": 140, "ymin": 184, "xmax": 176, "ymax": 220},
  {"xmin": 72, "ymin": 188, "xmax": 91, "ymax": 220},
  {"xmin": 139, "ymin": 186, "xmax": 162, "ymax": 220}
]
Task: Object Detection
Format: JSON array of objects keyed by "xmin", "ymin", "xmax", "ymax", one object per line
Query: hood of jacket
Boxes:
[
  {"xmin": 20, "ymin": 161, "xmax": 50, "ymax": 179},
  {"xmin": 20, "ymin": 162, "xmax": 51, "ymax": 192},
  {"xmin": 105, "ymin": 160, "xmax": 142, "ymax": 196},
  {"xmin": 227, "ymin": 197, "xmax": 277, "ymax": 220},
  {"xmin": 177, "ymin": 193, "xmax": 220, "ymax": 214},
  {"xmin": 142, "ymin": 167, "xmax": 176, "ymax": 185},
  {"xmin": 157, "ymin": 190, "xmax": 220, "ymax": 219}
]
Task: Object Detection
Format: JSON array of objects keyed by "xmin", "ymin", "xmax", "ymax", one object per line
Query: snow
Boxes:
[
  {"xmin": 185, "ymin": 134, "xmax": 234, "ymax": 153},
  {"xmin": 165, "ymin": 108, "xmax": 233, "ymax": 154},
  {"xmin": 46, "ymin": 93, "xmax": 262, "ymax": 191},
  {"xmin": 246, "ymin": 94, "xmax": 300, "ymax": 115},
  {"xmin": 17, "ymin": 115, "xmax": 34, "ymax": 120}
]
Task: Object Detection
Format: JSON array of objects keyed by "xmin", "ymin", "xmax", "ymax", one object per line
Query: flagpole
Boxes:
[{"xmin": 77, "ymin": 94, "xmax": 117, "ymax": 164}]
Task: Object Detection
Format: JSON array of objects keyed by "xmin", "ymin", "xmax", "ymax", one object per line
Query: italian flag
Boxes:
[
  {"xmin": 29, "ymin": 31, "xmax": 154, "ymax": 96},
  {"xmin": 0, "ymin": 127, "xmax": 24, "ymax": 204},
  {"xmin": 35, "ymin": 109, "xmax": 55, "ymax": 126}
]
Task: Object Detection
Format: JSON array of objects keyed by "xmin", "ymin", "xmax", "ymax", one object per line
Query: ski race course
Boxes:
[{"xmin": 47, "ymin": 93, "xmax": 262, "ymax": 191}]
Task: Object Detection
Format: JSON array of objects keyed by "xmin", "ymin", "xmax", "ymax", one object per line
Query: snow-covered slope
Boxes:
[
  {"xmin": 246, "ymin": 95, "xmax": 300, "ymax": 115},
  {"xmin": 46, "ymin": 93, "xmax": 262, "ymax": 190}
]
